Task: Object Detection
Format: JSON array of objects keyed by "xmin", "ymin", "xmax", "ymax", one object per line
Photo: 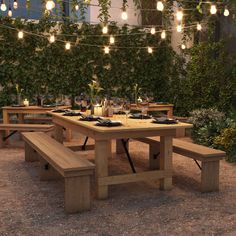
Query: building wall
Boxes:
[{"xmin": 88, "ymin": 0, "xmax": 141, "ymax": 25}]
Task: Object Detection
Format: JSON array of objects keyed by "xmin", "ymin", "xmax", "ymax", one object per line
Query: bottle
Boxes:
[{"xmin": 107, "ymin": 100, "xmax": 113, "ymax": 117}]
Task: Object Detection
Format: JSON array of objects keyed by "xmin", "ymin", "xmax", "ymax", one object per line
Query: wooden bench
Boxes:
[
  {"xmin": 0, "ymin": 124, "xmax": 54, "ymax": 148},
  {"xmin": 136, "ymin": 137, "xmax": 226, "ymax": 192},
  {"xmin": 22, "ymin": 132, "xmax": 95, "ymax": 213}
]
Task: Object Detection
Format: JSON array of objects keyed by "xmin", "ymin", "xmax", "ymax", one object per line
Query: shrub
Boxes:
[
  {"xmin": 214, "ymin": 124, "xmax": 236, "ymax": 162},
  {"xmin": 188, "ymin": 108, "xmax": 233, "ymax": 147}
]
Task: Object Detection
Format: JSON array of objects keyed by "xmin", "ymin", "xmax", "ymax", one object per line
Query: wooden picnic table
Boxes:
[
  {"xmin": 130, "ymin": 103, "xmax": 174, "ymax": 118},
  {"xmin": 48, "ymin": 111, "xmax": 192, "ymax": 200},
  {"xmin": 2, "ymin": 105, "xmax": 70, "ymax": 140}
]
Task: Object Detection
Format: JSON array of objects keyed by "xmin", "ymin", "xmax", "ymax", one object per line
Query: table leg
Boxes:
[
  {"xmin": 3, "ymin": 110, "xmax": 10, "ymax": 144},
  {"xmin": 53, "ymin": 124, "xmax": 64, "ymax": 143},
  {"xmin": 159, "ymin": 136, "xmax": 173, "ymax": 190},
  {"xmin": 65, "ymin": 129, "xmax": 72, "ymax": 142},
  {"xmin": 18, "ymin": 114, "xmax": 24, "ymax": 124},
  {"xmin": 95, "ymin": 139, "xmax": 111, "ymax": 199}
]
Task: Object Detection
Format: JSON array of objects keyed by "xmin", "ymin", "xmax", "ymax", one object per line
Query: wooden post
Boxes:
[
  {"xmin": 95, "ymin": 139, "xmax": 111, "ymax": 199},
  {"xmin": 159, "ymin": 136, "xmax": 173, "ymax": 190},
  {"xmin": 116, "ymin": 139, "xmax": 129, "ymax": 154},
  {"xmin": 65, "ymin": 176, "xmax": 91, "ymax": 213},
  {"xmin": 149, "ymin": 143, "xmax": 160, "ymax": 170},
  {"xmin": 25, "ymin": 142, "xmax": 38, "ymax": 162},
  {"xmin": 39, "ymin": 157, "xmax": 61, "ymax": 181},
  {"xmin": 53, "ymin": 124, "xmax": 64, "ymax": 143},
  {"xmin": 201, "ymin": 161, "xmax": 220, "ymax": 192}
]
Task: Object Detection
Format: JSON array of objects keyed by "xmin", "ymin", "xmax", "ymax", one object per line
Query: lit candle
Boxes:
[
  {"xmin": 23, "ymin": 99, "xmax": 29, "ymax": 106},
  {"xmin": 94, "ymin": 105, "xmax": 103, "ymax": 116}
]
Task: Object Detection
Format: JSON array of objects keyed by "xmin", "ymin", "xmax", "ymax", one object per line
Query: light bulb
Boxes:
[
  {"xmin": 18, "ymin": 31, "xmax": 23, "ymax": 39},
  {"xmin": 46, "ymin": 0, "xmax": 55, "ymax": 11},
  {"xmin": 156, "ymin": 1, "xmax": 164, "ymax": 11},
  {"xmin": 8, "ymin": 7, "xmax": 12, "ymax": 17},
  {"xmin": 148, "ymin": 47, "xmax": 153, "ymax": 54},
  {"xmin": 121, "ymin": 11, "xmax": 128, "ymax": 20},
  {"xmin": 197, "ymin": 23, "xmax": 202, "ymax": 31},
  {"xmin": 104, "ymin": 46, "xmax": 110, "ymax": 54},
  {"xmin": 181, "ymin": 44, "xmax": 186, "ymax": 50},
  {"xmin": 161, "ymin": 30, "xmax": 166, "ymax": 39},
  {"xmin": 65, "ymin": 42, "xmax": 71, "ymax": 50},
  {"xmin": 1, "ymin": 2, "xmax": 7, "ymax": 11},
  {"xmin": 49, "ymin": 35, "xmax": 55, "ymax": 43},
  {"xmin": 102, "ymin": 25, "xmax": 108, "ymax": 34},
  {"xmin": 75, "ymin": 5, "xmax": 79, "ymax": 11},
  {"xmin": 224, "ymin": 8, "xmax": 229, "ymax": 17},
  {"xmin": 109, "ymin": 36, "xmax": 115, "ymax": 44},
  {"xmin": 177, "ymin": 24, "xmax": 182, "ymax": 33},
  {"xmin": 210, "ymin": 5, "xmax": 217, "ymax": 15},
  {"xmin": 176, "ymin": 10, "xmax": 183, "ymax": 21},
  {"xmin": 13, "ymin": 0, "xmax": 17, "ymax": 9},
  {"xmin": 150, "ymin": 27, "xmax": 156, "ymax": 35}
]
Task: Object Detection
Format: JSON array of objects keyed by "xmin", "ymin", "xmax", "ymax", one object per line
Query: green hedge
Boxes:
[{"xmin": 0, "ymin": 17, "xmax": 235, "ymax": 117}]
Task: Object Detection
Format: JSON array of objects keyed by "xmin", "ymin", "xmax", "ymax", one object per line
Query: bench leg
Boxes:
[
  {"xmin": 0, "ymin": 131, "xmax": 5, "ymax": 148},
  {"xmin": 159, "ymin": 136, "xmax": 173, "ymax": 190},
  {"xmin": 39, "ymin": 157, "xmax": 61, "ymax": 181},
  {"xmin": 149, "ymin": 143, "xmax": 160, "ymax": 170},
  {"xmin": 53, "ymin": 124, "xmax": 64, "ymax": 143},
  {"xmin": 116, "ymin": 139, "xmax": 129, "ymax": 154},
  {"xmin": 65, "ymin": 176, "xmax": 91, "ymax": 213},
  {"xmin": 201, "ymin": 161, "xmax": 220, "ymax": 192},
  {"xmin": 25, "ymin": 143, "xmax": 38, "ymax": 162}
]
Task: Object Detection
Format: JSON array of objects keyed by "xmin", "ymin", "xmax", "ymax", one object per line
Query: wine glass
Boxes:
[{"xmin": 123, "ymin": 100, "xmax": 130, "ymax": 125}]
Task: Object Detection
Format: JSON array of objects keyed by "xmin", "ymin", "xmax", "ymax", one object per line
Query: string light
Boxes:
[
  {"xmin": 46, "ymin": 0, "xmax": 55, "ymax": 11},
  {"xmin": 1, "ymin": 0, "xmax": 7, "ymax": 11},
  {"xmin": 150, "ymin": 27, "xmax": 156, "ymax": 35},
  {"xmin": 147, "ymin": 47, "xmax": 153, "ymax": 54},
  {"xmin": 109, "ymin": 36, "xmax": 115, "ymax": 44},
  {"xmin": 161, "ymin": 30, "xmax": 166, "ymax": 39},
  {"xmin": 102, "ymin": 25, "xmax": 108, "ymax": 34},
  {"xmin": 210, "ymin": 5, "xmax": 217, "ymax": 15},
  {"xmin": 13, "ymin": 0, "xmax": 17, "ymax": 9},
  {"xmin": 49, "ymin": 34, "xmax": 55, "ymax": 43},
  {"xmin": 156, "ymin": 1, "xmax": 164, "ymax": 12},
  {"xmin": 181, "ymin": 44, "xmax": 186, "ymax": 50},
  {"xmin": 18, "ymin": 31, "xmax": 24, "ymax": 39},
  {"xmin": 176, "ymin": 10, "xmax": 183, "ymax": 21},
  {"xmin": 121, "ymin": 10, "xmax": 128, "ymax": 20},
  {"xmin": 104, "ymin": 46, "xmax": 110, "ymax": 54},
  {"xmin": 65, "ymin": 42, "xmax": 71, "ymax": 50},
  {"xmin": 224, "ymin": 8, "xmax": 229, "ymax": 17},
  {"xmin": 177, "ymin": 24, "xmax": 182, "ymax": 33},
  {"xmin": 8, "ymin": 6, "xmax": 12, "ymax": 17},
  {"xmin": 75, "ymin": 5, "xmax": 79, "ymax": 11},
  {"xmin": 197, "ymin": 23, "xmax": 202, "ymax": 31}
]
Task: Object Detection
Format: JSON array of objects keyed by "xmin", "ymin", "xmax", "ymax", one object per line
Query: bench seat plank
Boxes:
[
  {"xmin": 0, "ymin": 124, "xmax": 54, "ymax": 131},
  {"xmin": 22, "ymin": 132, "xmax": 94, "ymax": 177},
  {"xmin": 136, "ymin": 137, "xmax": 226, "ymax": 161}
]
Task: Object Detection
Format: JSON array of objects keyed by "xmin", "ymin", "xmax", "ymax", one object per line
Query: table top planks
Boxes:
[{"xmin": 48, "ymin": 112, "xmax": 193, "ymax": 138}]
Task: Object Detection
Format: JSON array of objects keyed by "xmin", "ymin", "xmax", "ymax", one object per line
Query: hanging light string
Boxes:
[
  {"xmin": 0, "ymin": 22, "xmax": 204, "ymax": 49},
  {"xmin": 0, "ymin": 21, "xmax": 207, "ymax": 39}
]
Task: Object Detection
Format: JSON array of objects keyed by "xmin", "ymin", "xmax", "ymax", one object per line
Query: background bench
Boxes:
[
  {"xmin": 136, "ymin": 137, "xmax": 226, "ymax": 192},
  {"xmin": 0, "ymin": 124, "xmax": 54, "ymax": 148},
  {"xmin": 22, "ymin": 132, "xmax": 95, "ymax": 213}
]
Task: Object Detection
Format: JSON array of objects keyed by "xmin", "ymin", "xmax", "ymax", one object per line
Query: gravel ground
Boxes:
[{"xmin": 0, "ymin": 136, "xmax": 236, "ymax": 236}]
